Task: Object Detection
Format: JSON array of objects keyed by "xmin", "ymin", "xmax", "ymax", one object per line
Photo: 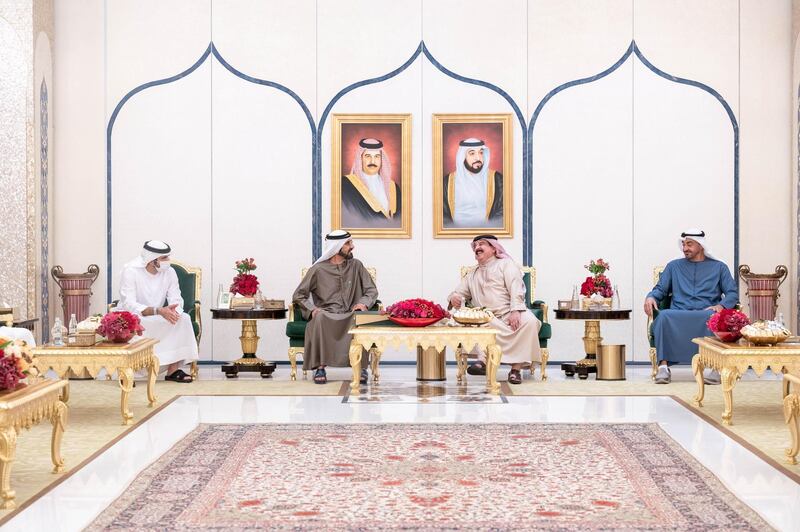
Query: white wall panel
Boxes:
[
  {"xmin": 740, "ymin": 0, "xmax": 793, "ymax": 323},
  {"xmin": 634, "ymin": 0, "xmax": 739, "ymax": 117},
  {"xmin": 111, "ymin": 64, "xmax": 213, "ymax": 356},
  {"xmin": 532, "ymin": 64, "xmax": 634, "ymax": 363},
  {"xmin": 212, "ymin": 0, "xmax": 316, "ymax": 106},
  {"xmin": 210, "ymin": 59, "xmax": 314, "ymax": 362},
  {"xmin": 529, "ymin": 0, "xmax": 632, "ymax": 108},
  {"xmin": 106, "ymin": 0, "xmax": 211, "ymax": 107},
  {"xmin": 632, "ymin": 61, "xmax": 736, "ymax": 362}
]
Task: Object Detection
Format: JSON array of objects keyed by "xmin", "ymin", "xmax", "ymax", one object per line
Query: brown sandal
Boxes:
[{"xmin": 507, "ymin": 369, "xmax": 522, "ymax": 385}]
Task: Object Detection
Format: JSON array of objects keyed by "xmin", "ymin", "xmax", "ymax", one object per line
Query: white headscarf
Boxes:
[
  {"xmin": 471, "ymin": 235, "xmax": 511, "ymax": 260},
  {"xmin": 124, "ymin": 240, "xmax": 171, "ymax": 269},
  {"xmin": 453, "ymin": 139, "xmax": 491, "ymax": 224},
  {"xmin": 679, "ymin": 228, "xmax": 715, "ymax": 259},
  {"xmin": 314, "ymin": 230, "xmax": 352, "ymax": 265}
]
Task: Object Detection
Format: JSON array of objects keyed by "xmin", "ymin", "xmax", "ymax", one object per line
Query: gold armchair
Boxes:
[{"xmin": 458, "ymin": 265, "xmax": 551, "ymax": 380}]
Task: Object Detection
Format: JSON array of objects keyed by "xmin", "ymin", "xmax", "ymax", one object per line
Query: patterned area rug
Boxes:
[{"xmin": 87, "ymin": 423, "xmax": 771, "ymax": 531}]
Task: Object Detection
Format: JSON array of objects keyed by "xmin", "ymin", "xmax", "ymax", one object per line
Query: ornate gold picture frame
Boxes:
[
  {"xmin": 432, "ymin": 113, "xmax": 513, "ymax": 238},
  {"xmin": 331, "ymin": 114, "xmax": 412, "ymax": 238}
]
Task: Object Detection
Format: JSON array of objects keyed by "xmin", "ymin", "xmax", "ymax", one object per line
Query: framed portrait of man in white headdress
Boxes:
[
  {"xmin": 432, "ymin": 114, "xmax": 513, "ymax": 238},
  {"xmin": 331, "ymin": 114, "xmax": 412, "ymax": 238}
]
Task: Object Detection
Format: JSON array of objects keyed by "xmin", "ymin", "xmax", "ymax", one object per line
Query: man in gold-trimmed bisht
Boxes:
[
  {"xmin": 117, "ymin": 240, "xmax": 198, "ymax": 383},
  {"xmin": 443, "ymin": 138, "xmax": 503, "ymax": 228},
  {"xmin": 341, "ymin": 138, "xmax": 401, "ymax": 228},
  {"xmin": 292, "ymin": 230, "xmax": 378, "ymax": 384},
  {"xmin": 447, "ymin": 235, "xmax": 540, "ymax": 384}
]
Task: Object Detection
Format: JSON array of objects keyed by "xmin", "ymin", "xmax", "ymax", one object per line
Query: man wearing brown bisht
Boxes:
[
  {"xmin": 292, "ymin": 230, "xmax": 378, "ymax": 384},
  {"xmin": 448, "ymin": 235, "xmax": 541, "ymax": 384}
]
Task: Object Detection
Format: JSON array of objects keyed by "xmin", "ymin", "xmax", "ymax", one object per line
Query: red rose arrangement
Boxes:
[
  {"xmin": 580, "ymin": 258, "xmax": 614, "ymax": 298},
  {"xmin": 230, "ymin": 257, "xmax": 259, "ymax": 297},
  {"xmin": 96, "ymin": 311, "xmax": 144, "ymax": 343},
  {"xmin": 0, "ymin": 337, "xmax": 35, "ymax": 391},
  {"xmin": 385, "ymin": 298, "xmax": 449, "ymax": 319},
  {"xmin": 707, "ymin": 309, "xmax": 750, "ymax": 334}
]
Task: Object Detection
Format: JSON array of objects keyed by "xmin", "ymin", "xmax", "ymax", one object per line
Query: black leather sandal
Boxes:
[
  {"xmin": 165, "ymin": 369, "xmax": 192, "ymax": 383},
  {"xmin": 313, "ymin": 368, "xmax": 327, "ymax": 384},
  {"xmin": 507, "ymin": 369, "xmax": 522, "ymax": 385},
  {"xmin": 360, "ymin": 368, "xmax": 368, "ymax": 385},
  {"xmin": 466, "ymin": 362, "xmax": 487, "ymax": 376}
]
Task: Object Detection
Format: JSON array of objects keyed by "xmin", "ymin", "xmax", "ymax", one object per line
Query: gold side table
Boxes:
[
  {"xmin": 783, "ymin": 372, "xmax": 800, "ymax": 465},
  {"xmin": 347, "ymin": 323, "xmax": 501, "ymax": 395},
  {"xmin": 554, "ymin": 309, "xmax": 631, "ymax": 379},
  {"xmin": 211, "ymin": 308, "xmax": 287, "ymax": 378},
  {"xmin": 691, "ymin": 336, "xmax": 800, "ymax": 425},
  {"xmin": 0, "ymin": 379, "xmax": 69, "ymax": 509},
  {"xmin": 32, "ymin": 338, "xmax": 159, "ymax": 425}
]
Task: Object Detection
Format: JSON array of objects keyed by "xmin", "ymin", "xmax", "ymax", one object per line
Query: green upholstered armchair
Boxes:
[
  {"xmin": 109, "ymin": 260, "xmax": 202, "ymax": 380},
  {"xmin": 285, "ymin": 267, "xmax": 378, "ymax": 380},
  {"xmin": 458, "ymin": 265, "xmax": 551, "ymax": 380}
]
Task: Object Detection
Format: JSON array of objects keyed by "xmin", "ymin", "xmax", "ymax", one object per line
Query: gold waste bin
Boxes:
[
  {"xmin": 597, "ymin": 344, "xmax": 626, "ymax": 381},
  {"xmin": 416, "ymin": 346, "xmax": 446, "ymax": 381}
]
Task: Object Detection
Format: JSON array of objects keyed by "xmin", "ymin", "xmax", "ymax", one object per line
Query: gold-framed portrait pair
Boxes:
[{"xmin": 331, "ymin": 113, "xmax": 513, "ymax": 239}]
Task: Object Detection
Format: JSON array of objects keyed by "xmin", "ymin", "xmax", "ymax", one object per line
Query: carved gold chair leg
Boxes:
[
  {"xmin": 540, "ymin": 348, "xmax": 549, "ymax": 381},
  {"xmin": 190, "ymin": 361, "xmax": 198, "ymax": 381},
  {"xmin": 649, "ymin": 348, "xmax": 658, "ymax": 380},
  {"xmin": 288, "ymin": 347, "xmax": 301, "ymax": 381}
]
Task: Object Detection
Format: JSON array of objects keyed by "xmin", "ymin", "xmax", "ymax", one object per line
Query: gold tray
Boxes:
[
  {"xmin": 452, "ymin": 316, "xmax": 492, "ymax": 326},
  {"xmin": 741, "ymin": 333, "xmax": 790, "ymax": 346}
]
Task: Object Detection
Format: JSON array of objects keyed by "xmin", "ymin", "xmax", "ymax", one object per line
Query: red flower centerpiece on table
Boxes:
[
  {"xmin": 707, "ymin": 309, "xmax": 750, "ymax": 342},
  {"xmin": 580, "ymin": 258, "xmax": 614, "ymax": 298},
  {"xmin": 230, "ymin": 257, "xmax": 259, "ymax": 297},
  {"xmin": 384, "ymin": 298, "xmax": 449, "ymax": 327},
  {"xmin": 96, "ymin": 311, "xmax": 144, "ymax": 343},
  {"xmin": 0, "ymin": 337, "xmax": 36, "ymax": 391}
]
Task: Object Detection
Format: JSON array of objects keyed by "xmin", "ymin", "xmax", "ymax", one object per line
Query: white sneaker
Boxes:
[
  {"xmin": 703, "ymin": 368, "xmax": 721, "ymax": 385},
  {"xmin": 654, "ymin": 366, "xmax": 671, "ymax": 384}
]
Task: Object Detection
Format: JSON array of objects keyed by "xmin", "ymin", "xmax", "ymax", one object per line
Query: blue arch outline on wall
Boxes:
[
  {"xmin": 527, "ymin": 40, "xmax": 740, "ymax": 270},
  {"xmin": 106, "ymin": 39, "xmax": 739, "ymax": 301}
]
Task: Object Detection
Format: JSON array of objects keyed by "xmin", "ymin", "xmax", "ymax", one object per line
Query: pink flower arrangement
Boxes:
[
  {"xmin": 385, "ymin": 298, "xmax": 449, "ymax": 319},
  {"xmin": 0, "ymin": 337, "xmax": 35, "ymax": 391},
  {"xmin": 707, "ymin": 309, "xmax": 750, "ymax": 334},
  {"xmin": 230, "ymin": 257, "xmax": 259, "ymax": 296},
  {"xmin": 580, "ymin": 258, "xmax": 614, "ymax": 298},
  {"xmin": 96, "ymin": 311, "xmax": 144, "ymax": 343}
]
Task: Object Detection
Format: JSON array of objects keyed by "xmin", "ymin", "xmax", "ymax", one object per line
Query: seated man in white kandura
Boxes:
[
  {"xmin": 447, "ymin": 235, "xmax": 541, "ymax": 385},
  {"xmin": 117, "ymin": 240, "xmax": 198, "ymax": 383}
]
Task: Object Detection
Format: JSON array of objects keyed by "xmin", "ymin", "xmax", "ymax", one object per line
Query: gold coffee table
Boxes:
[
  {"xmin": 32, "ymin": 338, "xmax": 159, "ymax": 425},
  {"xmin": 691, "ymin": 336, "xmax": 800, "ymax": 425},
  {"xmin": 0, "ymin": 379, "xmax": 68, "ymax": 509},
  {"xmin": 347, "ymin": 323, "xmax": 502, "ymax": 395}
]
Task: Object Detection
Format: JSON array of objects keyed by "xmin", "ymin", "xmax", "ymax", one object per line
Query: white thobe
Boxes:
[
  {"xmin": 453, "ymin": 173, "xmax": 487, "ymax": 226},
  {"xmin": 449, "ymin": 257, "xmax": 541, "ymax": 364},
  {"xmin": 117, "ymin": 265, "xmax": 198, "ymax": 367},
  {"xmin": 361, "ymin": 174, "xmax": 390, "ymax": 212}
]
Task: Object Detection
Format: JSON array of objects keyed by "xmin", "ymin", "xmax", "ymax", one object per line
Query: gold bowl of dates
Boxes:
[
  {"xmin": 452, "ymin": 308, "xmax": 493, "ymax": 326},
  {"xmin": 740, "ymin": 320, "xmax": 791, "ymax": 346}
]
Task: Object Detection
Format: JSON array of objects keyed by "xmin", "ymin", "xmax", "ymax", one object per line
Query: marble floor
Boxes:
[{"xmin": 2, "ymin": 364, "xmax": 799, "ymax": 531}]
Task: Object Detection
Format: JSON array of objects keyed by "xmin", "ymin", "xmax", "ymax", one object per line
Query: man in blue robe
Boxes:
[{"xmin": 644, "ymin": 229, "xmax": 738, "ymax": 384}]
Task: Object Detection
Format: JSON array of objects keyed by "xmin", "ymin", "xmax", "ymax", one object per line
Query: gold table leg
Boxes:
[
  {"xmin": 456, "ymin": 345, "xmax": 467, "ymax": 385},
  {"xmin": 486, "ymin": 343, "xmax": 502, "ymax": 395},
  {"xmin": 349, "ymin": 342, "xmax": 362, "ymax": 395},
  {"xmin": 0, "ymin": 427, "xmax": 17, "ymax": 509},
  {"xmin": 692, "ymin": 355, "xmax": 705, "ymax": 407},
  {"xmin": 578, "ymin": 320, "xmax": 602, "ymax": 366},
  {"xmin": 50, "ymin": 401, "xmax": 67, "ymax": 473},
  {"xmin": 60, "ymin": 381, "xmax": 70, "ymax": 403},
  {"xmin": 540, "ymin": 348, "xmax": 549, "ymax": 381},
  {"xmin": 720, "ymin": 367, "xmax": 739, "ymax": 425},
  {"xmin": 784, "ymin": 387, "xmax": 800, "ymax": 465},
  {"xmin": 118, "ymin": 367, "xmax": 134, "ymax": 425},
  {"xmin": 369, "ymin": 346, "xmax": 381, "ymax": 383},
  {"xmin": 147, "ymin": 355, "xmax": 159, "ymax": 407}
]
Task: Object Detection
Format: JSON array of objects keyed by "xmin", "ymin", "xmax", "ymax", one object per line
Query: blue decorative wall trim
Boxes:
[
  {"xmin": 796, "ymin": 83, "xmax": 799, "ymax": 334},
  {"xmin": 40, "ymin": 78, "xmax": 49, "ymax": 341},
  {"xmin": 527, "ymin": 40, "xmax": 739, "ymax": 271},
  {"xmin": 105, "ymin": 39, "xmax": 740, "ymax": 302}
]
